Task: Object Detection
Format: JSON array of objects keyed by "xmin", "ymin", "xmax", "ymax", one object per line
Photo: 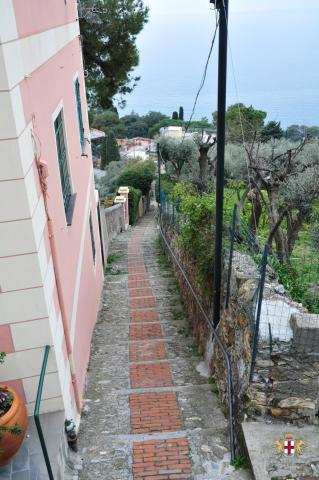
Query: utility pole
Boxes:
[{"xmin": 211, "ymin": 0, "xmax": 229, "ymax": 327}]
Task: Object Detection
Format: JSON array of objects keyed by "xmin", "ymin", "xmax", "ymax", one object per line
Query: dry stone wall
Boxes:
[{"xmin": 163, "ymin": 230, "xmax": 319, "ymax": 426}]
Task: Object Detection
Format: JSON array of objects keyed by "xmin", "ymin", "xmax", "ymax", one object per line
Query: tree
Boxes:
[
  {"xmin": 106, "ymin": 131, "xmax": 121, "ymax": 165},
  {"xmin": 260, "ymin": 121, "xmax": 284, "ymax": 142},
  {"xmin": 79, "ymin": 0, "xmax": 149, "ymax": 109},
  {"xmin": 179, "ymin": 106, "xmax": 184, "ymax": 121},
  {"xmin": 213, "ymin": 103, "xmax": 266, "ymax": 143},
  {"xmin": 117, "ymin": 160, "xmax": 155, "ymax": 195},
  {"xmin": 121, "ymin": 113, "xmax": 148, "ymax": 138},
  {"xmin": 158, "ymin": 137, "xmax": 198, "ymax": 180},
  {"xmin": 91, "ymin": 109, "xmax": 128, "ymax": 137},
  {"xmin": 100, "ymin": 138, "xmax": 107, "ymax": 170},
  {"xmin": 172, "ymin": 111, "xmax": 179, "ymax": 120},
  {"xmin": 285, "ymin": 125, "xmax": 303, "ymax": 142},
  {"xmin": 238, "ymin": 139, "xmax": 319, "ymax": 263},
  {"xmin": 285, "ymin": 124, "xmax": 319, "ymax": 142}
]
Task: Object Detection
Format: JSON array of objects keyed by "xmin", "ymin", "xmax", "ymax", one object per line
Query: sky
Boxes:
[{"xmin": 119, "ymin": 0, "xmax": 319, "ymax": 127}]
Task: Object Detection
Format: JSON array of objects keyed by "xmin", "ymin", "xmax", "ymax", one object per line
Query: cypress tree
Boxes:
[
  {"xmin": 172, "ymin": 111, "xmax": 179, "ymax": 120},
  {"xmin": 178, "ymin": 106, "xmax": 184, "ymax": 121},
  {"xmin": 100, "ymin": 138, "xmax": 107, "ymax": 170},
  {"xmin": 106, "ymin": 131, "xmax": 121, "ymax": 164}
]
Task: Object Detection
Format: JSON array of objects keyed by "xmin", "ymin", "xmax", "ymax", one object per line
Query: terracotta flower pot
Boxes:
[{"xmin": 0, "ymin": 384, "xmax": 28, "ymax": 465}]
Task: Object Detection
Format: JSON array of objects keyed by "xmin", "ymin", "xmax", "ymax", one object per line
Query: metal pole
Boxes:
[
  {"xmin": 250, "ymin": 245, "xmax": 269, "ymax": 381},
  {"xmin": 157, "ymin": 143, "xmax": 161, "ymax": 217},
  {"xmin": 225, "ymin": 203, "xmax": 237, "ymax": 308},
  {"xmin": 212, "ymin": 0, "xmax": 229, "ymax": 327}
]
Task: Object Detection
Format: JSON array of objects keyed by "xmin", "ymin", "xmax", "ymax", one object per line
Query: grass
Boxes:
[
  {"xmin": 172, "ymin": 309, "xmax": 184, "ymax": 321},
  {"xmin": 233, "ymin": 454, "xmax": 248, "ymax": 470},
  {"xmin": 208, "ymin": 377, "xmax": 219, "ymax": 394},
  {"xmin": 178, "ymin": 326, "xmax": 191, "ymax": 338}
]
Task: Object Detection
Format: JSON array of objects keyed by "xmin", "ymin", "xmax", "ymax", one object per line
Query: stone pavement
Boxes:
[{"xmin": 78, "ymin": 213, "xmax": 252, "ymax": 480}]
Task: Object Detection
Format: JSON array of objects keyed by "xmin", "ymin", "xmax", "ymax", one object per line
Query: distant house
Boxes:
[
  {"xmin": 0, "ymin": 0, "xmax": 104, "ymax": 426},
  {"xmin": 160, "ymin": 126, "xmax": 184, "ymax": 139},
  {"xmin": 160, "ymin": 126, "xmax": 216, "ymax": 143},
  {"xmin": 117, "ymin": 137, "xmax": 156, "ymax": 160}
]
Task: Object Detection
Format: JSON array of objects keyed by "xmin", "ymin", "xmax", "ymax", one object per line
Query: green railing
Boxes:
[{"xmin": 34, "ymin": 345, "xmax": 54, "ymax": 480}]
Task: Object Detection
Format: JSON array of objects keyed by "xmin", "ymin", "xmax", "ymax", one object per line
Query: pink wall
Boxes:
[
  {"xmin": 19, "ymin": 37, "xmax": 104, "ymax": 399},
  {"xmin": 13, "ymin": 0, "xmax": 78, "ymax": 38}
]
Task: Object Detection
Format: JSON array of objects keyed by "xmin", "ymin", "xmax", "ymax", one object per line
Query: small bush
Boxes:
[
  {"xmin": 117, "ymin": 160, "xmax": 155, "ymax": 196},
  {"xmin": 128, "ymin": 187, "xmax": 142, "ymax": 225},
  {"xmin": 173, "ymin": 183, "xmax": 216, "ymax": 291}
]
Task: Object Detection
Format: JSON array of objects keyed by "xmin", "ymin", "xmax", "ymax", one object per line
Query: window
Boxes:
[
  {"xmin": 89, "ymin": 212, "xmax": 96, "ymax": 264},
  {"xmin": 74, "ymin": 78, "xmax": 84, "ymax": 148},
  {"xmin": 54, "ymin": 110, "xmax": 75, "ymax": 224}
]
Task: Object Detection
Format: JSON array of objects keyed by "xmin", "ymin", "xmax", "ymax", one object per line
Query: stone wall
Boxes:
[
  {"xmin": 102, "ymin": 204, "xmax": 125, "ymax": 258},
  {"xmin": 163, "ymin": 230, "xmax": 319, "ymax": 426}
]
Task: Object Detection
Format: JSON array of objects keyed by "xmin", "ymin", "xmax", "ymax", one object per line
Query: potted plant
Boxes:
[{"xmin": 0, "ymin": 352, "xmax": 28, "ymax": 465}]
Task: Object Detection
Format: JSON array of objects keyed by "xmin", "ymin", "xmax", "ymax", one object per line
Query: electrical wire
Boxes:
[{"xmin": 182, "ymin": 11, "xmax": 219, "ymax": 140}]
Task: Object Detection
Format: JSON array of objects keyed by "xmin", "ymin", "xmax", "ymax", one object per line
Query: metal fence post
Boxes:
[
  {"xmin": 250, "ymin": 244, "xmax": 269, "ymax": 382},
  {"xmin": 225, "ymin": 204, "xmax": 237, "ymax": 308},
  {"xmin": 34, "ymin": 345, "xmax": 54, "ymax": 480}
]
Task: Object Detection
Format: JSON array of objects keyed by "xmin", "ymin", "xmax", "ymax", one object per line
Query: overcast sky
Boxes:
[{"xmin": 120, "ymin": 0, "xmax": 319, "ymax": 126}]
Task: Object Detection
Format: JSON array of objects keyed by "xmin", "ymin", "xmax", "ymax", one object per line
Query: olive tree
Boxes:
[{"xmin": 240, "ymin": 139, "xmax": 319, "ymax": 263}]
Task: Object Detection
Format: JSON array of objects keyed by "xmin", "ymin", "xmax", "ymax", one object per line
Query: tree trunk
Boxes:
[
  {"xmin": 198, "ymin": 145, "xmax": 210, "ymax": 182},
  {"xmin": 267, "ymin": 192, "xmax": 289, "ymax": 263},
  {"xmin": 249, "ymin": 189, "xmax": 262, "ymax": 235}
]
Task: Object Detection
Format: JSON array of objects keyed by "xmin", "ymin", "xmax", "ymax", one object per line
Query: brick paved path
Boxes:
[{"xmin": 78, "ymin": 213, "xmax": 251, "ymax": 480}]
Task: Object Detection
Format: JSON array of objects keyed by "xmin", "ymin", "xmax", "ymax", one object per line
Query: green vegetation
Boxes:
[
  {"xmin": 128, "ymin": 186, "xmax": 142, "ymax": 225},
  {"xmin": 80, "ymin": 0, "xmax": 149, "ymax": 109},
  {"xmin": 117, "ymin": 160, "xmax": 155, "ymax": 195},
  {"xmin": 233, "ymin": 454, "xmax": 249, "ymax": 470}
]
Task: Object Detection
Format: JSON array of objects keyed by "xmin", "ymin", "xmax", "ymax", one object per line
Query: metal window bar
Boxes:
[
  {"xmin": 54, "ymin": 112, "xmax": 72, "ymax": 213},
  {"xmin": 34, "ymin": 345, "xmax": 54, "ymax": 480},
  {"xmin": 74, "ymin": 78, "xmax": 85, "ymax": 148}
]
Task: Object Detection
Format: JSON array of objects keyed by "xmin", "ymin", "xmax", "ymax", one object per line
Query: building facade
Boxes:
[{"xmin": 0, "ymin": 0, "xmax": 104, "ymax": 423}]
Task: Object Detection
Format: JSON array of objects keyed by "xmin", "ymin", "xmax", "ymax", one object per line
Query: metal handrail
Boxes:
[
  {"xmin": 159, "ymin": 222, "xmax": 235, "ymax": 464},
  {"xmin": 34, "ymin": 345, "xmax": 54, "ymax": 480}
]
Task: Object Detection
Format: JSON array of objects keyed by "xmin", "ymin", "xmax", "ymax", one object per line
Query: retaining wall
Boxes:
[{"xmin": 162, "ymin": 229, "xmax": 319, "ymax": 425}]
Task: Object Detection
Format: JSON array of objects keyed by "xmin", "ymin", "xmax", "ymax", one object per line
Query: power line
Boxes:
[{"xmin": 183, "ymin": 12, "xmax": 219, "ymax": 138}]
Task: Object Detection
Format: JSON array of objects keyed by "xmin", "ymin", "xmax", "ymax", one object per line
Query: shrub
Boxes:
[
  {"xmin": 173, "ymin": 183, "xmax": 216, "ymax": 291},
  {"xmin": 128, "ymin": 187, "xmax": 142, "ymax": 225},
  {"xmin": 117, "ymin": 160, "xmax": 155, "ymax": 196}
]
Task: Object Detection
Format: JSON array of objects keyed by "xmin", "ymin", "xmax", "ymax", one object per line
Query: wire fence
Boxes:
[{"xmin": 225, "ymin": 204, "xmax": 319, "ymax": 389}]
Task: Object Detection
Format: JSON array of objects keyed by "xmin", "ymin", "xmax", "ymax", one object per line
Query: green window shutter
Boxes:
[
  {"xmin": 75, "ymin": 78, "xmax": 85, "ymax": 148},
  {"xmin": 54, "ymin": 111, "xmax": 72, "ymax": 214}
]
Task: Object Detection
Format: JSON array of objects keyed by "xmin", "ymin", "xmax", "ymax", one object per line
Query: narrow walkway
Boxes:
[{"xmin": 78, "ymin": 213, "xmax": 251, "ymax": 480}]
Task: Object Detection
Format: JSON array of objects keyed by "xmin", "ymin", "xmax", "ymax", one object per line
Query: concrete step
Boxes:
[{"xmin": 241, "ymin": 421, "xmax": 319, "ymax": 480}]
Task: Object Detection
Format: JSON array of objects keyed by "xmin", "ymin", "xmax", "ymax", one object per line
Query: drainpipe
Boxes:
[{"xmin": 36, "ymin": 158, "xmax": 82, "ymax": 415}]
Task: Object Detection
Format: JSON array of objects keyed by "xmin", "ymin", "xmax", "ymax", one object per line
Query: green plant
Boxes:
[
  {"xmin": 233, "ymin": 454, "xmax": 248, "ymax": 470},
  {"xmin": 107, "ymin": 254, "xmax": 118, "ymax": 264},
  {"xmin": 178, "ymin": 326, "xmax": 191, "ymax": 338},
  {"xmin": 128, "ymin": 186, "xmax": 142, "ymax": 225},
  {"xmin": 118, "ymin": 160, "xmax": 155, "ymax": 196},
  {"xmin": 0, "ymin": 355, "xmax": 22, "ymax": 451}
]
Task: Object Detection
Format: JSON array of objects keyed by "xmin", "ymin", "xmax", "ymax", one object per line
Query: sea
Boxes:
[{"xmin": 118, "ymin": 0, "xmax": 319, "ymax": 129}]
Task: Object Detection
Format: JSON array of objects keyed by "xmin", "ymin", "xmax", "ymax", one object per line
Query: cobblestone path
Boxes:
[{"xmin": 78, "ymin": 213, "xmax": 251, "ymax": 480}]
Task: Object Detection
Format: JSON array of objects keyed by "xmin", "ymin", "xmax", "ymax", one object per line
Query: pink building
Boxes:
[{"xmin": 0, "ymin": 0, "xmax": 104, "ymax": 425}]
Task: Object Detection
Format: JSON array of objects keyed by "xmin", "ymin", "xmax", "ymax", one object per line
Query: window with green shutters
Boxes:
[
  {"xmin": 54, "ymin": 110, "xmax": 72, "ymax": 216},
  {"xmin": 75, "ymin": 78, "xmax": 85, "ymax": 148}
]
